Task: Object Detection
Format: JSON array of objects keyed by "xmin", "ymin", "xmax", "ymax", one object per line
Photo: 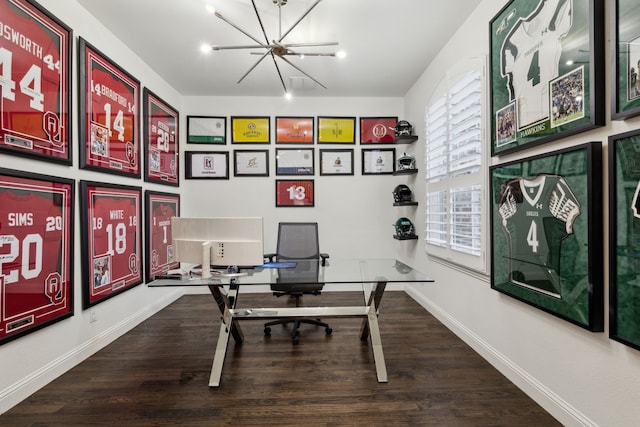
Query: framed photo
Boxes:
[
  {"xmin": 317, "ymin": 117, "xmax": 356, "ymax": 144},
  {"xmin": 320, "ymin": 149, "xmax": 354, "ymax": 176},
  {"xmin": 187, "ymin": 116, "xmax": 226, "ymax": 144},
  {"xmin": 612, "ymin": 0, "xmax": 640, "ymax": 119},
  {"xmin": 276, "ymin": 148, "xmax": 314, "ymax": 175},
  {"xmin": 143, "ymin": 88, "xmax": 179, "ymax": 186},
  {"xmin": 80, "ymin": 181, "xmax": 143, "ymax": 309},
  {"xmin": 234, "ymin": 149, "xmax": 269, "ymax": 177},
  {"xmin": 231, "ymin": 116, "xmax": 270, "ymax": 144},
  {"xmin": 360, "ymin": 117, "xmax": 397, "ymax": 144},
  {"xmin": 0, "ymin": 168, "xmax": 74, "ymax": 345},
  {"xmin": 276, "ymin": 116, "xmax": 314, "ymax": 144},
  {"xmin": 362, "ymin": 148, "xmax": 395, "ymax": 175},
  {"xmin": 144, "ymin": 190, "xmax": 180, "ymax": 283},
  {"xmin": 608, "ymin": 129, "xmax": 640, "ymax": 349},
  {"xmin": 185, "ymin": 151, "xmax": 229, "ymax": 179},
  {"xmin": 489, "ymin": 0, "xmax": 605, "ymax": 156},
  {"xmin": 79, "ymin": 37, "xmax": 141, "ymax": 177},
  {"xmin": 275, "ymin": 179, "xmax": 314, "ymax": 207},
  {"xmin": 490, "ymin": 142, "xmax": 603, "ymax": 331},
  {"xmin": 0, "ymin": 0, "xmax": 72, "ymax": 165}
]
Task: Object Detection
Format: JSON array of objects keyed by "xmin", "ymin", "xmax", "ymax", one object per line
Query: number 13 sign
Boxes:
[{"xmin": 275, "ymin": 179, "xmax": 314, "ymax": 207}]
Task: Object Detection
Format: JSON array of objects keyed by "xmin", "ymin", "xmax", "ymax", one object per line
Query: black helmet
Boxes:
[
  {"xmin": 393, "ymin": 184, "xmax": 413, "ymax": 203},
  {"xmin": 393, "ymin": 217, "xmax": 415, "ymax": 238},
  {"xmin": 394, "ymin": 120, "xmax": 413, "ymax": 136}
]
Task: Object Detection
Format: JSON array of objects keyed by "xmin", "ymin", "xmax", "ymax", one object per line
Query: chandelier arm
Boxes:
[
  {"xmin": 251, "ymin": 0, "xmax": 271, "ymax": 45},
  {"xmin": 269, "ymin": 53, "xmax": 288, "ymax": 93},
  {"xmin": 278, "ymin": 0, "xmax": 322, "ymax": 42},
  {"xmin": 214, "ymin": 11, "xmax": 266, "ymax": 47},
  {"xmin": 278, "ymin": 55, "xmax": 327, "ymax": 89},
  {"xmin": 237, "ymin": 50, "xmax": 272, "ymax": 84}
]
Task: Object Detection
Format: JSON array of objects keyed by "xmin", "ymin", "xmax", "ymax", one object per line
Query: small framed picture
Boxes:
[
  {"xmin": 317, "ymin": 116, "xmax": 356, "ymax": 144},
  {"xmin": 185, "ymin": 151, "xmax": 229, "ymax": 179},
  {"xmin": 360, "ymin": 117, "xmax": 397, "ymax": 144},
  {"xmin": 144, "ymin": 190, "xmax": 180, "ymax": 282},
  {"xmin": 320, "ymin": 149, "xmax": 354, "ymax": 175},
  {"xmin": 362, "ymin": 148, "xmax": 395, "ymax": 175},
  {"xmin": 231, "ymin": 116, "xmax": 270, "ymax": 144},
  {"xmin": 187, "ymin": 116, "xmax": 226, "ymax": 144},
  {"xmin": 234, "ymin": 150, "xmax": 269, "ymax": 177},
  {"xmin": 276, "ymin": 116, "xmax": 314, "ymax": 144},
  {"xmin": 276, "ymin": 148, "xmax": 314, "ymax": 175},
  {"xmin": 275, "ymin": 179, "xmax": 314, "ymax": 207}
]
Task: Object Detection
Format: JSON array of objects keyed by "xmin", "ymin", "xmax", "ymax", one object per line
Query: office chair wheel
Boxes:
[
  {"xmin": 264, "ymin": 326, "xmax": 271, "ymax": 336},
  {"xmin": 292, "ymin": 336, "xmax": 299, "ymax": 345},
  {"xmin": 325, "ymin": 327, "xmax": 332, "ymax": 335}
]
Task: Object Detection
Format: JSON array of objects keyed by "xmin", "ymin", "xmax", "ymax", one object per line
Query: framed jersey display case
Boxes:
[
  {"xmin": 80, "ymin": 181, "xmax": 143, "ymax": 308},
  {"xmin": 489, "ymin": 0, "xmax": 605, "ymax": 156},
  {"xmin": 0, "ymin": 0, "xmax": 72, "ymax": 165},
  {"xmin": 275, "ymin": 179, "xmax": 314, "ymax": 207},
  {"xmin": 143, "ymin": 88, "xmax": 179, "ymax": 186},
  {"xmin": 612, "ymin": 0, "xmax": 640, "ymax": 120},
  {"xmin": 490, "ymin": 142, "xmax": 603, "ymax": 331},
  {"xmin": 0, "ymin": 168, "xmax": 74, "ymax": 345},
  {"xmin": 609, "ymin": 129, "xmax": 640, "ymax": 350},
  {"xmin": 144, "ymin": 190, "xmax": 180, "ymax": 283},
  {"xmin": 78, "ymin": 37, "xmax": 141, "ymax": 178}
]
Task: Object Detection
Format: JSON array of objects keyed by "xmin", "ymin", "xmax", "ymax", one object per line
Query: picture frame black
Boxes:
[
  {"xmin": 275, "ymin": 179, "xmax": 314, "ymax": 207},
  {"xmin": 0, "ymin": 167, "xmax": 74, "ymax": 345},
  {"xmin": 362, "ymin": 148, "xmax": 395, "ymax": 175},
  {"xmin": 185, "ymin": 151, "xmax": 229, "ymax": 179},
  {"xmin": 611, "ymin": 0, "xmax": 640, "ymax": 120},
  {"xmin": 275, "ymin": 116, "xmax": 314, "ymax": 144},
  {"xmin": 360, "ymin": 117, "xmax": 397, "ymax": 144},
  {"xmin": 234, "ymin": 149, "xmax": 269, "ymax": 177},
  {"xmin": 275, "ymin": 148, "xmax": 314, "ymax": 175},
  {"xmin": 143, "ymin": 88, "xmax": 179, "ymax": 187},
  {"xmin": 187, "ymin": 116, "xmax": 226, "ymax": 144},
  {"xmin": 144, "ymin": 190, "xmax": 180, "ymax": 283},
  {"xmin": 489, "ymin": 0, "xmax": 605, "ymax": 156},
  {"xmin": 319, "ymin": 149, "xmax": 354, "ymax": 176},
  {"xmin": 231, "ymin": 116, "xmax": 270, "ymax": 144},
  {"xmin": 317, "ymin": 116, "xmax": 356, "ymax": 144},
  {"xmin": 490, "ymin": 142, "xmax": 603, "ymax": 331}
]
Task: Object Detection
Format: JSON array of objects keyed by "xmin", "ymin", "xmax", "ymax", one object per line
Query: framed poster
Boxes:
[
  {"xmin": 490, "ymin": 142, "xmax": 603, "ymax": 331},
  {"xmin": 612, "ymin": 0, "xmax": 640, "ymax": 119},
  {"xmin": 187, "ymin": 116, "xmax": 226, "ymax": 144},
  {"xmin": 234, "ymin": 150, "xmax": 269, "ymax": 177},
  {"xmin": 80, "ymin": 181, "xmax": 143, "ymax": 309},
  {"xmin": 185, "ymin": 151, "xmax": 229, "ymax": 179},
  {"xmin": 144, "ymin": 190, "xmax": 180, "ymax": 283},
  {"xmin": 489, "ymin": 0, "xmax": 605, "ymax": 156},
  {"xmin": 231, "ymin": 116, "xmax": 270, "ymax": 144},
  {"xmin": 79, "ymin": 37, "xmax": 141, "ymax": 177},
  {"xmin": 276, "ymin": 148, "xmax": 314, "ymax": 175},
  {"xmin": 275, "ymin": 179, "xmax": 314, "ymax": 207},
  {"xmin": 360, "ymin": 117, "xmax": 397, "ymax": 144},
  {"xmin": 0, "ymin": 168, "xmax": 74, "ymax": 345},
  {"xmin": 143, "ymin": 88, "xmax": 179, "ymax": 186},
  {"xmin": 275, "ymin": 116, "xmax": 314, "ymax": 144},
  {"xmin": 608, "ymin": 129, "xmax": 640, "ymax": 349},
  {"xmin": 362, "ymin": 148, "xmax": 395, "ymax": 175},
  {"xmin": 0, "ymin": 0, "xmax": 72, "ymax": 165},
  {"xmin": 317, "ymin": 117, "xmax": 356, "ymax": 144},
  {"xmin": 320, "ymin": 149, "xmax": 354, "ymax": 176}
]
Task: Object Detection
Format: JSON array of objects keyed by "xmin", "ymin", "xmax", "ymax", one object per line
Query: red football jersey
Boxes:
[
  {"xmin": 150, "ymin": 202, "xmax": 175, "ymax": 271},
  {"xmin": 147, "ymin": 98, "xmax": 177, "ymax": 180}
]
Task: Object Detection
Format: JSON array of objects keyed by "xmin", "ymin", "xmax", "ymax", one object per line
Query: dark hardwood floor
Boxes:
[{"xmin": 1, "ymin": 291, "xmax": 560, "ymax": 426}]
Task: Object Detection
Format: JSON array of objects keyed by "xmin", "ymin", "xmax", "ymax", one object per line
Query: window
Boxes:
[{"xmin": 424, "ymin": 57, "xmax": 487, "ymax": 273}]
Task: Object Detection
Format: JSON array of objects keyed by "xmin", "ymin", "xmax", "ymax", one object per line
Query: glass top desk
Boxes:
[{"xmin": 148, "ymin": 258, "xmax": 433, "ymax": 387}]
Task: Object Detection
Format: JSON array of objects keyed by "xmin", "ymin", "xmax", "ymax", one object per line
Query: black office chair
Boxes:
[{"xmin": 263, "ymin": 222, "xmax": 332, "ymax": 344}]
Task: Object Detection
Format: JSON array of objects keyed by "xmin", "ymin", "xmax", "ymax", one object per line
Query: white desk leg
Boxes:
[
  {"xmin": 367, "ymin": 304, "xmax": 388, "ymax": 382},
  {"xmin": 209, "ymin": 319, "xmax": 232, "ymax": 387}
]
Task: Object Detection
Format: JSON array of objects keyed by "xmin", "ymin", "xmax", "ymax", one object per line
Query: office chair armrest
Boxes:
[
  {"xmin": 320, "ymin": 253, "xmax": 329, "ymax": 266},
  {"xmin": 264, "ymin": 253, "xmax": 277, "ymax": 262}
]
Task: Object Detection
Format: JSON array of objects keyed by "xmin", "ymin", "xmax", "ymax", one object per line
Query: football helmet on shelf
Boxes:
[
  {"xmin": 396, "ymin": 153, "xmax": 416, "ymax": 170},
  {"xmin": 394, "ymin": 120, "xmax": 413, "ymax": 136},
  {"xmin": 394, "ymin": 217, "xmax": 416, "ymax": 238},
  {"xmin": 393, "ymin": 184, "xmax": 413, "ymax": 203}
]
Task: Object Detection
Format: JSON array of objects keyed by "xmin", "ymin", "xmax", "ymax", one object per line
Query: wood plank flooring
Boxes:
[{"xmin": 1, "ymin": 291, "xmax": 560, "ymax": 426}]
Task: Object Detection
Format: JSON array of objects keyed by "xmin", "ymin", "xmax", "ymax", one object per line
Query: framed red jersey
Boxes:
[
  {"xmin": 144, "ymin": 190, "xmax": 180, "ymax": 282},
  {"xmin": 275, "ymin": 179, "xmax": 314, "ymax": 207},
  {"xmin": 80, "ymin": 181, "xmax": 143, "ymax": 308},
  {"xmin": 143, "ymin": 88, "xmax": 179, "ymax": 186},
  {"xmin": 0, "ymin": 0, "xmax": 72, "ymax": 164},
  {"xmin": 78, "ymin": 37, "xmax": 141, "ymax": 178},
  {"xmin": 0, "ymin": 168, "xmax": 74, "ymax": 345}
]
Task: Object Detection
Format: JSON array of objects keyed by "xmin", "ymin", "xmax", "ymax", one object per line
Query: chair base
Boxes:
[{"xmin": 264, "ymin": 318, "xmax": 332, "ymax": 344}]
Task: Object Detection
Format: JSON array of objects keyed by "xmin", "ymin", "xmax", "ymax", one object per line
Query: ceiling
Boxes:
[{"xmin": 75, "ymin": 0, "xmax": 479, "ymax": 97}]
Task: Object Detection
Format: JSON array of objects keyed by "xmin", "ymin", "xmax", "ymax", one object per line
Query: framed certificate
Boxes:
[
  {"xmin": 144, "ymin": 190, "xmax": 180, "ymax": 283},
  {"xmin": 362, "ymin": 148, "xmax": 395, "ymax": 175},
  {"xmin": 276, "ymin": 148, "xmax": 314, "ymax": 175},
  {"xmin": 612, "ymin": 0, "xmax": 640, "ymax": 119},
  {"xmin": 360, "ymin": 117, "xmax": 397, "ymax": 144},
  {"xmin": 0, "ymin": 168, "xmax": 74, "ymax": 345},
  {"xmin": 185, "ymin": 151, "xmax": 229, "ymax": 179},
  {"xmin": 143, "ymin": 88, "xmax": 179, "ymax": 186},
  {"xmin": 231, "ymin": 116, "xmax": 270, "ymax": 144},
  {"xmin": 317, "ymin": 117, "xmax": 356, "ymax": 144},
  {"xmin": 489, "ymin": 0, "xmax": 605, "ymax": 156},
  {"xmin": 80, "ymin": 181, "xmax": 143, "ymax": 308},
  {"xmin": 187, "ymin": 116, "xmax": 226, "ymax": 144},
  {"xmin": 234, "ymin": 150, "xmax": 269, "ymax": 177},
  {"xmin": 276, "ymin": 179, "xmax": 314, "ymax": 207},
  {"xmin": 0, "ymin": 0, "xmax": 72, "ymax": 165},
  {"xmin": 79, "ymin": 37, "xmax": 141, "ymax": 177},
  {"xmin": 320, "ymin": 149, "xmax": 354, "ymax": 176},
  {"xmin": 490, "ymin": 142, "xmax": 603, "ymax": 331},
  {"xmin": 275, "ymin": 116, "xmax": 314, "ymax": 144}
]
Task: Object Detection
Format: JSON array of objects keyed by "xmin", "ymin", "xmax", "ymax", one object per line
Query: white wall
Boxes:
[{"xmin": 403, "ymin": 1, "xmax": 640, "ymax": 426}]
